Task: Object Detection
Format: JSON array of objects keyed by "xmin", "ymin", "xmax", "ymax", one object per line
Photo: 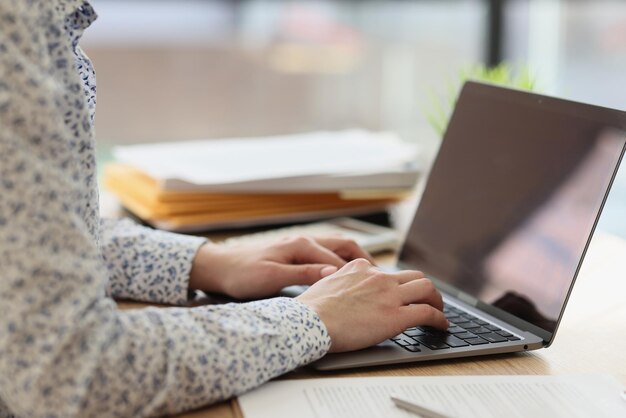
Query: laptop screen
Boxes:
[{"xmin": 399, "ymin": 82, "xmax": 626, "ymax": 340}]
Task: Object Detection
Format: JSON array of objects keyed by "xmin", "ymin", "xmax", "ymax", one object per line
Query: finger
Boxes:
[
  {"xmin": 268, "ymin": 262, "xmax": 338, "ymax": 287},
  {"xmin": 284, "ymin": 236, "xmax": 347, "ymax": 268},
  {"xmin": 398, "ymin": 278, "xmax": 444, "ymax": 310},
  {"xmin": 390, "ymin": 269, "xmax": 426, "ymax": 285},
  {"xmin": 399, "ymin": 304, "xmax": 449, "ymax": 330},
  {"xmin": 314, "ymin": 236, "xmax": 375, "ymax": 263},
  {"xmin": 341, "ymin": 257, "xmax": 375, "ymax": 273}
]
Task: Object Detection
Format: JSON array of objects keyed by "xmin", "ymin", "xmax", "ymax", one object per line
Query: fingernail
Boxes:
[{"xmin": 320, "ymin": 265, "xmax": 338, "ymax": 277}]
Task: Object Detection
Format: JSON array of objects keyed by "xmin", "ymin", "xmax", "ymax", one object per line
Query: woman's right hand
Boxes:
[{"xmin": 296, "ymin": 258, "xmax": 449, "ymax": 353}]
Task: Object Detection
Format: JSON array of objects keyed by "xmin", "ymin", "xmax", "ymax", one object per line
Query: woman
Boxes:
[{"xmin": 0, "ymin": 1, "xmax": 448, "ymax": 417}]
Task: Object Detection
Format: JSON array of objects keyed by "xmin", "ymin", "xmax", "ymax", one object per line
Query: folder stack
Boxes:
[{"xmin": 104, "ymin": 130, "xmax": 420, "ymax": 232}]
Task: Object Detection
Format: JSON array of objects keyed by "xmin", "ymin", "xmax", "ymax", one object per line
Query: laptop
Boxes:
[{"xmin": 312, "ymin": 81, "xmax": 626, "ymax": 370}]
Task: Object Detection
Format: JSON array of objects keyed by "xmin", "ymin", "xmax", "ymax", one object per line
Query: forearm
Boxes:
[{"xmin": 1, "ymin": 287, "xmax": 330, "ymax": 417}]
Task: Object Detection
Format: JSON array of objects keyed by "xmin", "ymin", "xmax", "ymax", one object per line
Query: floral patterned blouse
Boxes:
[{"xmin": 0, "ymin": 1, "xmax": 331, "ymax": 416}]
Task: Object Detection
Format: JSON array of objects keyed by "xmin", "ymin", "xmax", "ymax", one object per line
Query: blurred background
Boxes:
[{"xmin": 84, "ymin": 0, "xmax": 626, "ymax": 238}]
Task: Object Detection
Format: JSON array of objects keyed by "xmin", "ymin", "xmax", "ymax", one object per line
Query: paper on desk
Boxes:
[
  {"xmin": 113, "ymin": 130, "xmax": 419, "ymax": 190},
  {"xmin": 238, "ymin": 375, "xmax": 626, "ymax": 418}
]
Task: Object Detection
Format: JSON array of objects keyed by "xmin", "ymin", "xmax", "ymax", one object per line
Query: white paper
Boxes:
[
  {"xmin": 113, "ymin": 130, "xmax": 419, "ymax": 190},
  {"xmin": 238, "ymin": 375, "xmax": 626, "ymax": 418}
]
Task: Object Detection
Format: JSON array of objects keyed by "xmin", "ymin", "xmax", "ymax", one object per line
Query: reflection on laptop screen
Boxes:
[{"xmin": 399, "ymin": 82, "xmax": 626, "ymax": 335}]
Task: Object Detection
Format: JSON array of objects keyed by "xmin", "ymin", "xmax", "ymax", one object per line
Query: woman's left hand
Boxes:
[{"xmin": 189, "ymin": 235, "xmax": 374, "ymax": 299}]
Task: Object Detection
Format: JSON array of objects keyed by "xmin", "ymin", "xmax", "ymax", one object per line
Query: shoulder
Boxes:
[
  {"xmin": 0, "ymin": 1, "xmax": 86, "ymax": 34},
  {"xmin": 0, "ymin": 0, "xmax": 86, "ymax": 74}
]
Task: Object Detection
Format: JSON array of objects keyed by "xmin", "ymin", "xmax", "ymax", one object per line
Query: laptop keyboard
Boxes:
[{"xmin": 390, "ymin": 303, "xmax": 521, "ymax": 352}]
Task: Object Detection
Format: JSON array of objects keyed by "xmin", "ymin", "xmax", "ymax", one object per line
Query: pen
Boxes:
[{"xmin": 390, "ymin": 395, "xmax": 452, "ymax": 418}]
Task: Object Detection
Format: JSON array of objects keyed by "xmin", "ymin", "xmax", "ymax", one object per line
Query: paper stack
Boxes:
[{"xmin": 104, "ymin": 130, "xmax": 420, "ymax": 232}]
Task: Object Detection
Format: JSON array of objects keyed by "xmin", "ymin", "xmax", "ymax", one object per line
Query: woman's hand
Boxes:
[
  {"xmin": 189, "ymin": 235, "xmax": 374, "ymax": 299},
  {"xmin": 297, "ymin": 259, "xmax": 449, "ymax": 353},
  {"xmin": 190, "ymin": 236, "xmax": 447, "ymax": 354}
]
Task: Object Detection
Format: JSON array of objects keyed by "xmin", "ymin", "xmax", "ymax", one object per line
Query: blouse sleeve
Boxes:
[{"xmin": 99, "ymin": 218, "xmax": 207, "ymax": 305}]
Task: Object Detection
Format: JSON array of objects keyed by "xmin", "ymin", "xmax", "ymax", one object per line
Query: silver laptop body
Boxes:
[{"xmin": 312, "ymin": 82, "xmax": 626, "ymax": 370}]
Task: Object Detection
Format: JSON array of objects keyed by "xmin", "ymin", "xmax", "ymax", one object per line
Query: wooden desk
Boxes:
[{"xmin": 116, "ymin": 227, "xmax": 626, "ymax": 418}]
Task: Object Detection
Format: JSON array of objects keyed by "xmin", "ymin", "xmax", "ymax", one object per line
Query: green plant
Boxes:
[{"xmin": 424, "ymin": 63, "xmax": 537, "ymax": 137}]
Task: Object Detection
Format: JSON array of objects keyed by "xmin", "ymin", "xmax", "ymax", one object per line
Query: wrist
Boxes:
[
  {"xmin": 189, "ymin": 242, "xmax": 228, "ymax": 293},
  {"xmin": 295, "ymin": 295, "xmax": 335, "ymax": 345},
  {"xmin": 290, "ymin": 297, "xmax": 333, "ymax": 353}
]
